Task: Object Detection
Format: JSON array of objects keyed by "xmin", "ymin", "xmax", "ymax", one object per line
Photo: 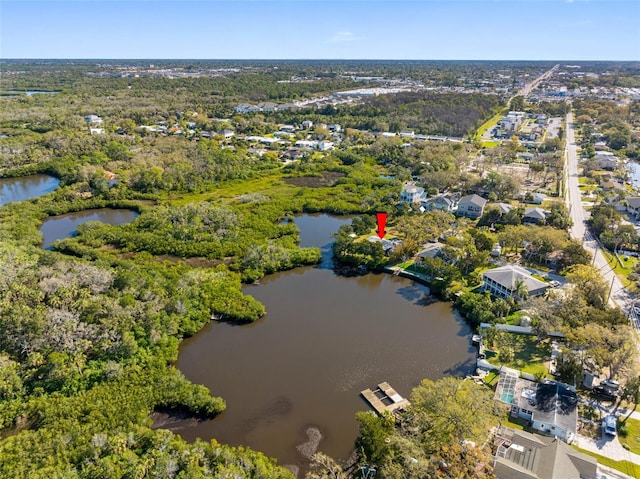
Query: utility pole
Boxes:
[{"xmin": 606, "ymin": 274, "xmax": 616, "ymax": 305}]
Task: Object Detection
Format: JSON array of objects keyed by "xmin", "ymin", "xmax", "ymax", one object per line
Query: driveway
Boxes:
[{"xmin": 574, "ymin": 432, "xmax": 640, "ymax": 465}]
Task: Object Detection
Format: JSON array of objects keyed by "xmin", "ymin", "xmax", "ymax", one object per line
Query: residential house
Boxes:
[
  {"xmin": 380, "ymin": 132, "xmax": 396, "ymax": 138},
  {"xmin": 523, "ymin": 207, "xmax": 547, "ymax": 225},
  {"xmin": 495, "ymin": 202, "xmax": 513, "ymax": 215},
  {"xmin": 400, "ymin": 183, "xmax": 427, "ymax": 204},
  {"xmin": 625, "ymin": 197, "xmax": 640, "ymax": 218},
  {"xmin": 523, "ymin": 192, "xmax": 547, "ymax": 205},
  {"xmin": 415, "ymin": 242, "xmax": 444, "ymax": 261},
  {"xmin": 257, "ymin": 102, "xmax": 278, "ymax": 112},
  {"xmin": 282, "ymin": 148, "xmax": 305, "ymax": 161},
  {"xmin": 280, "ymin": 125, "xmax": 296, "ymax": 133},
  {"xmin": 233, "ymin": 103, "xmax": 260, "ymax": 113},
  {"xmin": 482, "ymin": 264, "xmax": 549, "ymax": 299},
  {"xmin": 295, "ymin": 140, "xmax": 318, "ymax": 149},
  {"xmin": 493, "ymin": 426, "xmax": 597, "ymax": 479},
  {"xmin": 367, "ymin": 236, "xmax": 402, "ymax": 254},
  {"xmin": 327, "ymin": 124, "xmax": 341, "ymax": 133},
  {"xmin": 89, "ymin": 127, "xmax": 105, "ymax": 135},
  {"xmin": 422, "ymin": 195, "xmax": 457, "ymax": 213},
  {"xmin": 317, "ymin": 141, "xmax": 334, "ymax": 151},
  {"xmin": 457, "ymin": 194, "xmax": 487, "ymax": 219},
  {"xmin": 596, "ymin": 151, "xmax": 620, "ymax": 170},
  {"xmin": 85, "ymin": 114, "xmax": 103, "ymax": 125},
  {"xmin": 220, "ymin": 129, "xmax": 235, "ymax": 139},
  {"xmin": 494, "ymin": 368, "xmax": 578, "ymax": 443},
  {"xmin": 399, "ymin": 130, "xmax": 415, "ymax": 138},
  {"xmin": 301, "ymin": 120, "xmax": 313, "ymax": 129}
]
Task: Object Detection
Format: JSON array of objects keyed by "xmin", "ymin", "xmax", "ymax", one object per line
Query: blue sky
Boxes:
[{"xmin": 1, "ymin": 0, "xmax": 639, "ymax": 60}]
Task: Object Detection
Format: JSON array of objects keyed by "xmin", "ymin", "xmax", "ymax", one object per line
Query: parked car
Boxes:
[
  {"xmin": 601, "ymin": 379, "xmax": 620, "ymax": 391},
  {"xmin": 603, "ymin": 415, "xmax": 617, "ymax": 436},
  {"xmin": 591, "ymin": 386, "xmax": 617, "ymax": 401}
]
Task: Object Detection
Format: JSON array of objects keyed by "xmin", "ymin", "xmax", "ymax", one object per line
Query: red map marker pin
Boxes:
[{"xmin": 376, "ymin": 212, "xmax": 387, "ymax": 239}]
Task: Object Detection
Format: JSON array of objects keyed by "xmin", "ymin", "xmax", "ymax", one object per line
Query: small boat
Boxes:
[{"xmin": 471, "ymin": 334, "xmax": 482, "ymax": 344}]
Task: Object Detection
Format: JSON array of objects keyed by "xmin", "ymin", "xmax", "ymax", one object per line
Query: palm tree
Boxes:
[{"xmin": 513, "ymin": 278, "xmax": 529, "ymax": 303}]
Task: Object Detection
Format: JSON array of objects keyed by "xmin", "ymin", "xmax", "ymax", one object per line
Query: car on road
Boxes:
[
  {"xmin": 603, "ymin": 415, "xmax": 617, "ymax": 436},
  {"xmin": 549, "ymin": 280, "xmax": 560, "ymax": 287}
]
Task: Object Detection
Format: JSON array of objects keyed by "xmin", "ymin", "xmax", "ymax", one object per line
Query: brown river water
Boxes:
[{"xmin": 171, "ymin": 214, "xmax": 475, "ymax": 472}]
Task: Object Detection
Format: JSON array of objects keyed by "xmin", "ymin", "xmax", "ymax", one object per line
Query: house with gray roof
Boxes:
[
  {"xmin": 482, "ymin": 264, "xmax": 549, "ymax": 300},
  {"xmin": 422, "ymin": 195, "xmax": 457, "ymax": 213},
  {"xmin": 523, "ymin": 207, "xmax": 547, "ymax": 225},
  {"xmin": 494, "ymin": 368, "xmax": 578, "ymax": 443},
  {"xmin": 625, "ymin": 197, "xmax": 640, "ymax": 219},
  {"xmin": 495, "ymin": 202, "xmax": 513, "ymax": 215},
  {"xmin": 457, "ymin": 194, "xmax": 487, "ymax": 219},
  {"xmin": 493, "ymin": 426, "xmax": 597, "ymax": 479}
]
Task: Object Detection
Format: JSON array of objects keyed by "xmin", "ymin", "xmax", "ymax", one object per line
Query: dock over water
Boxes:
[{"xmin": 361, "ymin": 382, "xmax": 410, "ymax": 415}]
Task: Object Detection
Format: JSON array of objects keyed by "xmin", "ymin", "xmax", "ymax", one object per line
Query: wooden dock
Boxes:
[{"xmin": 360, "ymin": 382, "xmax": 410, "ymax": 415}]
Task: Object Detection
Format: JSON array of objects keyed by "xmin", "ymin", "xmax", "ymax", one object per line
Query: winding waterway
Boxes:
[
  {"xmin": 40, "ymin": 208, "xmax": 139, "ymax": 249},
  {"xmin": 174, "ymin": 214, "xmax": 475, "ymax": 471},
  {"xmin": 0, "ymin": 174, "xmax": 60, "ymax": 206}
]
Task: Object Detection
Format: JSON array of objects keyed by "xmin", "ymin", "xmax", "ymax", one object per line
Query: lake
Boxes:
[
  {"xmin": 40, "ymin": 208, "xmax": 139, "ymax": 249},
  {"xmin": 173, "ymin": 214, "xmax": 475, "ymax": 472},
  {"xmin": 0, "ymin": 174, "xmax": 60, "ymax": 206}
]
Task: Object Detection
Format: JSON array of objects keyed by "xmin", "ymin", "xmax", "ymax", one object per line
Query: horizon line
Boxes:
[{"xmin": 2, "ymin": 58, "xmax": 639, "ymax": 62}]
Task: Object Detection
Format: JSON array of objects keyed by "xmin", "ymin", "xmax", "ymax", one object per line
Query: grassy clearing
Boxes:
[
  {"xmin": 483, "ymin": 370, "xmax": 500, "ymax": 387},
  {"xmin": 572, "ymin": 446, "xmax": 640, "ymax": 478},
  {"xmin": 619, "ymin": 417, "xmax": 640, "ymax": 455},
  {"xmin": 602, "ymin": 250, "xmax": 637, "ymax": 288},
  {"xmin": 485, "ymin": 334, "xmax": 550, "ymax": 378},
  {"xmin": 474, "ymin": 107, "xmax": 509, "ymax": 138}
]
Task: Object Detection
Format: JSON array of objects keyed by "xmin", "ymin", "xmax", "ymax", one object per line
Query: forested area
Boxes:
[
  {"xmin": 268, "ymin": 92, "xmax": 502, "ymax": 137},
  {"xmin": 0, "ymin": 61, "xmax": 495, "ymax": 477}
]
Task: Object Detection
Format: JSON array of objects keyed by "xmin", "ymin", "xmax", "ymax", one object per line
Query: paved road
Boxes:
[
  {"xmin": 519, "ymin": 64, "xmax": 559, "ymax": 98},
  {"xmin": 480, "ymin": 65, "xmax": 559, "ymax": 142},
  {"xmin": 564, "ymin": 111, "xmax": 636, "ymax": 319}
]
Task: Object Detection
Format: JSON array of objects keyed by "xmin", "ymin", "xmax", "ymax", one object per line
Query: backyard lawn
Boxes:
[{"xmin": 484, "ymin": 333, "xmax": 550, "ymax": 378}]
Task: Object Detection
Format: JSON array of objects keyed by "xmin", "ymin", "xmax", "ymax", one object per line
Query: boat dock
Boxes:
[{"xmin": 360, "ymin": 382, "xmax": 410, "ymax": 415}]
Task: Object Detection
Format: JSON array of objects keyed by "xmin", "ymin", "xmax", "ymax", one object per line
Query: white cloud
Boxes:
[{"xmin": 328, "ymin": 31, "xmax": 358, "ymax": 43}]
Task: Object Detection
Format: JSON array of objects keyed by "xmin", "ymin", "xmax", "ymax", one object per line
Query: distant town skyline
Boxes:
[{"xmin": 1, "ymin": 0, "xmax": 639, "ymax": 61}]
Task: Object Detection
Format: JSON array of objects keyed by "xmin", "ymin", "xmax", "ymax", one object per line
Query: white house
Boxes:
[
  {"xmin": 317, "ymin": 141, "xmax": 334, "ymax": 151},
  {"xmin": 422, "ymin": 195, "xmax": 457, "ymax": 213},
  {"xmin": 400, "ymin": 183, "xmax": 427, "ymax": 204},
  {"xmin": 399, "ymin": 130, "xmax": 415, "ymax": 138},
  {"xmin": 85, "ymin": 114, "xmax": 103, "ymax": 125},
  {"xmin": 494, "ymin": 369, "xmax": 578, "ymax": 444}
]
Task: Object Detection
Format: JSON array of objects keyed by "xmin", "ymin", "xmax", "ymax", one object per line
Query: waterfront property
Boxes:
[
  {"xmin": 482, "ymin": 264, "xmax": 549, "ymax": 300},
  {"xmin": 494, "ymin": 368, "xmax": 578, "ymax": 443},
  {"xmin": 361, "ymin": 382, "xmax": 410, "ymax": 415}
]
